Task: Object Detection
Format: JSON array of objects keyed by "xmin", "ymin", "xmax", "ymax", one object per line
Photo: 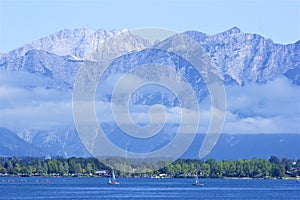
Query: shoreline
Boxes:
[{"xmin": 1, "ymin": 175, "xmax": 299, "ymax": 180}]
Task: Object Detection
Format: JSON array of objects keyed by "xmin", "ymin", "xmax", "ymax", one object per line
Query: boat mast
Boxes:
[{"xmin": 112, "ymin": 169, "xmax": 116, "ymax": 182}]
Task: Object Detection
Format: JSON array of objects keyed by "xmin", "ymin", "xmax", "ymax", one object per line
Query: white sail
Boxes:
[
  {"xmin": 192, "ymin": 173, "xmax": 204, "ymax": 186},
  {"xmin": 195, "ymin": 175, "xmax": 199, "ymax": 184},
  {"xmin": 112, "ymin": 169, "xmax": 116, "ymax": 182}
]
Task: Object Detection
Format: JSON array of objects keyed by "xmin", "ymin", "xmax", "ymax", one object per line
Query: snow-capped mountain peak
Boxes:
[{"xmin": 0, "ymin": 28, "xmax": 133, "ymax": 63}]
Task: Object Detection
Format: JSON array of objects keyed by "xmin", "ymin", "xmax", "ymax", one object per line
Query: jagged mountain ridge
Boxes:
[
  {"xmin": 184, "ymin": 27, "xmax": 300, "ymax": 85},
  {"xmin": 0, "ymin": 27, "xmax": 299, "ymax": 157},
  {"xmin": 1, "ymin": 49, "xmax": 83, "ymax": 89},
  {"xmin": 0, "ymin": 28, "xmax": 133, "ymax": 61},
  {"xmin": 0, "ymin": 28, "xmax": 152, "ymax": 90},
  {"xmin": 0, "ymin": 27, "xmax": 299, "ymax": 87}
]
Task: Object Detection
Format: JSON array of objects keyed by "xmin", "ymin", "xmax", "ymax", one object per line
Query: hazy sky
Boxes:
[{"xmin": 0, "ymin": 0, "xmax": 299, "ymax": 53}]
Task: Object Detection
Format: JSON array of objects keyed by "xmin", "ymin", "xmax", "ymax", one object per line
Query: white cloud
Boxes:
[
  {"xmin": 1, "ymin": 101, "xmax": 73, "ymax": 129},
  {"xmin": 223, "ymin": 77, "xmax": 300, "ymax": 134},
  {"xmin": 1, "ymin": 70, "xmax": 299, "ymax": 135},
  {"xmin": 0, "ymin": 71, "xmax": 73, "ymax": 130}
]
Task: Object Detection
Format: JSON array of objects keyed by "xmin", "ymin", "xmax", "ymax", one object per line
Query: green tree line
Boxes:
[
  {"xmin": 0, "ymin": 157, "xmax": 108, "ymax": 176},
  {"xmin": 0, "ymin": 156, "xmax": 299, "ymax": 178}
]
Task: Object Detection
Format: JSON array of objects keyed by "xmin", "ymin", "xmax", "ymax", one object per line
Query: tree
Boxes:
[
  {"xmin": 68, "ymin": 158, "xmax": 77, "ymax": 174},
  {"xmin": 235, "ymin": 160, "xmax": 244, "ymax": 177},
  {"xmin": 206, "ymin": 159, "xmax": 221, "ymax": 178},
  {"xmin": 5, "ymin": 160, "xmax": 15, "ymax": 175},
  {"xmin": 270, "ymin": 164, "xmax": 285, "ymax": 178},
  {"xmin": 174, "ymin": 163, "xmax": 182, "ymax": 177},
  {"xmin": 269, "ymin": 156, "xmax": 280, "ymax": 165},
  {"xmin": 199, "ymin": 163, "xmax": 210, "ymax": 177},
  {"xmin": 35, "ymin": 160, "xmax": 43, "ymax": 175},
  {"xmin": 182, "ymin": 163, "xmax": 189, "ymax": 176},
  {"xmin": 165, "ymin": 163, "xmax": 175, "ymax": 176},
  {"xmin": 42, "ymin": 162, "xmax": 48, "ymax": 175},
  {"xmin": 86, "ymin": 163, "xmax": 93, "ymax": 174},
  {"xmin": 47, "ymin": 160, "xmax": 58, "ymax": 174},
  {"xmin": 242, "ymin": 160, "xmax": 254, "ymax": 177},
  {"xmin": 0, "ymin": 163, "xmax": 7, "ymax": 174},
  {"xmin": 14, "ymin": 163, "xmax": 21, "ymax": 174},
  {"xmin": 58, "ymin": 161, "xmax": 65, "ymax": 176},
  {"xmin": 281, "ymin": 158, "xmax": 292, "ymax": 171},
  {"xmin": 63, "ymin": 161, "xmax": 69, "ymax": 175},
  {"xmin": 74, "ymin": 163, "xmax": 82, "ymax": 174},
  {"xmin": 260, "ymin": 159, "xmax": 271, "ymax": 177},
  {"xmin": 223, "ymin": 161, "xmax": 236, "ymax": 177}
]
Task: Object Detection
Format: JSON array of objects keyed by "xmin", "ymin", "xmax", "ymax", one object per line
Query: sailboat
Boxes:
[
  {"xmin": 192, "ymin": 174, "xmax": 204, "ymax": 186},
  {"xmin": 107, "ymin": 168, "xmax": 120, "ymax": 185}
]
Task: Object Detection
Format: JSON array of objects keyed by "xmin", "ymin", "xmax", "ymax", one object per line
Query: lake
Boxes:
[{"xmin": 1, "ymin": 177, "xmax": 299, "ymax": 199}]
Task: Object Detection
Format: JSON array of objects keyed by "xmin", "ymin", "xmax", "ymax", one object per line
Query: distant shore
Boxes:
[{"xmin": 1, "ymin": 156, "xmax": 299, "ymax": 180}]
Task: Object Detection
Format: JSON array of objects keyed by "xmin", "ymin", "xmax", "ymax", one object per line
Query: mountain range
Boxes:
[{"xmin": 0, "ymin": 27, "xmax": 299, "ymax": 159}]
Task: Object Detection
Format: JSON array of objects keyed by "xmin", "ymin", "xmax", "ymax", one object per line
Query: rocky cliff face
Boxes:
[{"xmin": 184, "ymin": 27, "xmax": 300, "ymax": 85}]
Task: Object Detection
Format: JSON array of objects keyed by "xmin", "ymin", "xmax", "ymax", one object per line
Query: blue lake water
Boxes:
[{"xmin": 1, "ymin": 177, "xmax": 299, "ymax": 199}]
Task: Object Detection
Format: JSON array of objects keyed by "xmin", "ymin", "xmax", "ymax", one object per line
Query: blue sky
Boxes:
[{"xmin": 0, "ymin": 0, "xmax": 299, "ymax": 52}]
